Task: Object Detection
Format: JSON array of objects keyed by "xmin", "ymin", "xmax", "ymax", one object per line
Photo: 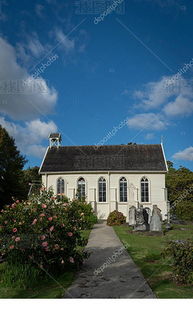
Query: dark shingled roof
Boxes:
[{"xmin": 39, "ymin": 144, "xmax": 167, "ymax": 173}]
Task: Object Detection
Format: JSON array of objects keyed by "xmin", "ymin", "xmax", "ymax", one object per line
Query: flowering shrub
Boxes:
[
  {"xmin": 66, "ymin": 199, "xmax": 97, "ymax": 230},
  {"xmin": 107, "ymin": 210, "xmax": 126, "ymax": 226},
  {"xmin": 0, "ymin": 189, "xmax": 96, "ymax": 282},
  {"xmin": 164, "ymin": 240, "xmax": 193, "ymax": 284}
]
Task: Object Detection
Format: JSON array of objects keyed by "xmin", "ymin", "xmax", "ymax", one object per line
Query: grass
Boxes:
[
  {"xmin": 114, "ymin": 223, "xmax": 193, "ymax": 298},
  {"xmin": 0, "ymin": 226, "xmax": 92, "ymax": 299}
]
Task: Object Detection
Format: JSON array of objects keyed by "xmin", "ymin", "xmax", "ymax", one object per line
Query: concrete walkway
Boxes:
[{"xmin": 64, "ymin": 222, "xmax": 155, "ymax": 299}]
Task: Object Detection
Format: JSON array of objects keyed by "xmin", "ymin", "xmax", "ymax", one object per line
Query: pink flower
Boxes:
[
  {"xmin": 9, "ymin": 245, "xmax": 14, "ymax": 249},
  {"xmin": 69, "ymin": 257, "xmax": 74, "ymax": 263},
  {"xmin": 50, "ymin": 225, "xmax": 54, "ymax": 232},
  {"xmin": 4, "ymin": 221, "xmax": 8, "ymax": 224},
  {"xmin": 41, "ymin": 204, "xmax": 47, "ymax": 209},
  {"xmin": 67, "ymin": 232, "xmax": 73, "ymax": 237},
  {"xmin": 32, "ymin": 219, "xmax": 37, "ymax": 225},
  {"xmin": 12, "ymin": 228, "xmax": 17, "ymax": 233},
  {"xmin": 40, "ymin": 235, "xmax": 46, "ymax": 240},
  {"xmin": 15, "ymin": 237, "xmax": 20, "ymax": 242},
  {"xmin": 11, "ymin": 203, "xmax": 15, "ymax": 208},
  {"xmin": 39, "ymin": 213, "xmax": 45, "ymax": 217},
  {"xmin": 61, "ymin": 223, "xmax": 65, "ymax": 227},
  {"xmin": 48, "ymin": 217, "xmax": 53, "ymax": 221},
  {"xmin": 42, "ymin": 241, "xmax": 48, "ymax": 247},
  {"xmin": 16, "ymin": 200, "xmax": 19, "ymax": 203}
]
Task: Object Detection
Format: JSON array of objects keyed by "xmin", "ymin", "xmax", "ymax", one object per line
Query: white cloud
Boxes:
[
  {"xmin": 0, "ymin": 117, "xmax": 57, "ymax": 158},
  {"xmin": 173, "ymin": 147, "xmax": 193, "ymax": 161},
  {"xmin": 145, "ymin": 133, "xmax": 155, "ymax": 140},
  {"xmin": 27, "ymin": 34, "xmax": 45, "ymax": 58},
  {"xmin": 133, "ymin": 75, "xmax": 193, "ymax": 118},
  {"xmin": 55, "ymin": 28, "xmax": 75, "ymax": 53},
  {"xmin": 163, "ymin": 95, "xmax": 193, "ymax": 117},
  {"xmin": 127, "ymin": 113, "xmax": 167, "ymax": 130},
  {"xmin": 0, "ymin": 37, "xmax": 57, "ymax": 120},
  {"xmin": 133, "ymin": 76, "xmax": 176, "ymax": 110},
  {"xmin": 26, "ymin": 144, "xmax": 46, "ymax": 158}
]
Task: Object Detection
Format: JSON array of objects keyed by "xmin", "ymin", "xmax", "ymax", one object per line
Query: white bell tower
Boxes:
[{"xmin": 49, "ymin": 133, "xmax": 62, "ymax": 147}]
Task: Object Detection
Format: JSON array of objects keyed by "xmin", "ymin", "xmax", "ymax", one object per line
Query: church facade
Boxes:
[{"xmin": 39, "ymin": 134, "xmax": 169, "ymax": 222}]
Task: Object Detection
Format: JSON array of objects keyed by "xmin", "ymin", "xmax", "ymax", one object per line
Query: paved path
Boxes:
[{"xmin": 64, "ymin": 222, "xmax": 155, "ymax": 298}]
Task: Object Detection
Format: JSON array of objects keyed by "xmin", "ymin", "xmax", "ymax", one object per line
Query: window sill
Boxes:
[{"xmin": 141, "ymin": 202, "xmax": 151, "ymax": 205}]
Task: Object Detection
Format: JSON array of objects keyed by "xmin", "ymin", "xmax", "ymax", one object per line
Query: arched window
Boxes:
[
  {"xmin": 141, "ymin": 177, "xmax": 149, "ymax": 202},
  {"xmin": 57, "ymin": 177, "xmax": 64, "ymax": 195},
  {"xmin": 119, "ymin": 177, "xmax": 127, "ymax": 202},
  {"xmin": 98, "ymin": 177, "xmax": 106, "ymax": 202},
  {"xmin": 77, "ymin": 177, "xmax": 86, "ymax": 201}
]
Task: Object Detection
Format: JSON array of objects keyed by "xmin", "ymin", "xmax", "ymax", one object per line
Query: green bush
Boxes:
[
  {"xmin": 164, "ymin": 240, "xmax": 193, "ymax": 284},
  {"xmin": 66, "ymin": 199, "xmax": 98, "ymax": 230},
  {"xmin": 0, "ymin": 189, "xmax": 96, "ymax": 287},
  {"xmin": 175, "ymin": 201, "xmax": 193, "ymax": 221},
  {"xmin": 107, "ymin": 210, "xmax": 126, "ymax": 226}
]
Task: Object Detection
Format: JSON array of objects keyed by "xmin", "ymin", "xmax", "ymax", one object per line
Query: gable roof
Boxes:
[{"xmin": 39, "ymin": 144, "xmax": 167, "ymax": 173}]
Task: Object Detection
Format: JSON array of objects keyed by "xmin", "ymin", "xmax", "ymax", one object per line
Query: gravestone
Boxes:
[
  {"xmin": 143, "ymin": 208, "xmax": 150, "ymax": 231},
  {"xmin": 144, "ymin": 207, "xmax": 151, "ymax": 223},
  {"xmin": 134, "ymin": 205, "xmax": 147, "ymax": 231},
  {"xmin": 150, "ymin": 205, "xmax": 162, "ymax": 232},
  {"xmin": 129, "ymin": 206, "xmax": 136, "ymax": 226}
]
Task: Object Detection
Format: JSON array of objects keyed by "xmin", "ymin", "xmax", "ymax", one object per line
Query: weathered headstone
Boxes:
[
  {"xmin": 144, "ymin": 207, "xmax": 151, "ymax": 223},
  {"xmin": 134, "ymin": 205, "xmax": 147, "ymax": 231},
  {"xmin": 150, "ymin": 205, "xmax": 162, "ymax": 232},
  {"xmin": 143, "ymin": 208, "xmax": 150, "ymax": 231},
  {"xmin": 129, "ymin": 206, "xmax": 136, "ymax": 226}
]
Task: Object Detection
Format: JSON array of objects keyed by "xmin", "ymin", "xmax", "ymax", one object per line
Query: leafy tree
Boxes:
[
  {"xmin": 22, "ymin": 166, "xmax": 41, "ymax": 198},
  {"xmin": 166, "ymin": 161, "xmax": 193, "ymax": 220},
  {"xmin": 0, "ymin": 125, "xmax": 27, "ymax": 208}
]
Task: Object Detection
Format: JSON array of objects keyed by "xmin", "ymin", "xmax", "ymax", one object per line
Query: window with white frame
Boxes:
[
  {"xmin": 77, "ymin": 177, "xmax": 86, "ymax": 200},
  {"xmin": 141, "ymin": 177, "xmax": 149, "ymax": 202},
  {"xmin": 57, "ymin": 177, "xmax": 64, "ymax": 195},
  {"xmin": 98, "ymin": 177, "xmax": 106, "ymax": 202},
  {"xmin": 119, "ymin": 177, "xmax": 127, "ymax": 202}
]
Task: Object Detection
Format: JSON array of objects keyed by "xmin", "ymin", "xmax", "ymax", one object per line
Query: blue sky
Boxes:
[{"xmin": 0, "ymin": 0, "xmax": 193, "ymax": 170}]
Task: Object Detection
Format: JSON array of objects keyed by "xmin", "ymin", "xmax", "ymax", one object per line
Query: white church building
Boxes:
[{"xmin": 39, "ymin": 133, "xmax": 169, "ymax": 222}]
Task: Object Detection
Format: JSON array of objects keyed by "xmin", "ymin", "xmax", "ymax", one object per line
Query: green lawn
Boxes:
[
  {"xmin": 114, "ymin": 223, "xmax": 193, "ymax": 298},
  {"xmin": 0, "ymin": 226, "xmax": 92, "ymax": 299}
]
